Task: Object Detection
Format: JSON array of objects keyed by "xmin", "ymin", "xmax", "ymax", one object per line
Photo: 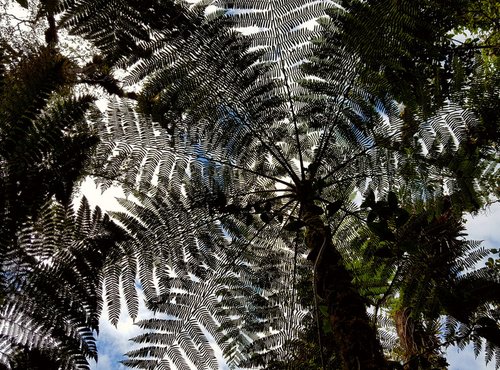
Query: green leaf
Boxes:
[
  {"xmin": 373, "ymin": 246, "xmax": 394, "ymax": 258},
  {"xmin": 283, "ymin": 220, "xmax": 306, "ymax": 231},
  {"xmin": 369, "ymin": 220, "xmax": 395, "ymax": 241},
  {"xmin": 361, "ymin": 190, "xmax": 375, "ymax": 208},
  {"xmin": 375, "ymin": 202, "xmax": 392, "ymax": 220},
  {"xmin": 308, "ymin": 204, "xmax": 324, "ymax": 215},
  {"xmin": 260, "ymin": 212, "xmax": 271, "ymax": 223},
  {"xmin": 319, "ymin": 305, "xmax": 328, "ymax": 317},
  {"xmin": 244, "ymin": 214, "xmax": 254, "ymax": 226},
  {"xmin": 367, "ymin": 210, "xmax": 377, "ymax": 224},
  {"xmin": 395, "ymin": 209, "xmax": 410, "ymax": 227},
  {"xmin": 15, "ymin": 0, "xmax": 29, "ymax": 8},
  {"xmin": 223, "ymin": 204, "xmax": 240, "ymax": 214},
  {"xmin": 387, "ymin": 191, "xmax": 398, "ymax": 210},
  {"xmin": 322, "ymin": 317, "xmax": 333, "ymax": 334},
  {"xmin": 326, "ymin": 200, "xmax": 343, "ymax": 216}
]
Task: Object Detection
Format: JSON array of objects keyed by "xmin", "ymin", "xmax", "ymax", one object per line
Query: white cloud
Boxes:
[
  {"xmin": 447, "ymin": 344, "xmax": 496, "ymax": 370},
  {"xmin": 465, "ymin": 203, "xmax": 500, "ymax": 247},
  {"xmin": 91, "ymin": 354, "xmax": 117, "ymax": 370},
  {"xmin": 77, "ymin": 177, "xmax": 125, "ymax": 212},
  {"xmin": 92, "ymin": 289, "xmax": 148, "ymax": 370},
  {"xmin": 445, "ymin": 202, "xmax": 500, "ymax": 370}
]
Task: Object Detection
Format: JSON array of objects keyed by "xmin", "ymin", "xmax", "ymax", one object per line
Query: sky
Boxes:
[
  {"xmin": 445, "ymin": 204, "xmax": 500, "ymax": 370},
  {"xmin": 81, "ymin": 179, "xmax": 500, "ymax": 370}
]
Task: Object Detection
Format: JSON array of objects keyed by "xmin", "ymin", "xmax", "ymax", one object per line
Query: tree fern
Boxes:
[
  {"xmin": 0, "ymin": 197, "xmax": 127, "ymax": 369},
  {"xmin": 7, "ymin": 0, "xmax": 495, "ymax": 368},
  {"xmin": 82, "ymin": 2, "xmax": 500, "ymax": 368}
]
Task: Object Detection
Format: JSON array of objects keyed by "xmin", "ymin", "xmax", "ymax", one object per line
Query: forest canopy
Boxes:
[{"xmin": 0, "ymin": 0, "xmax": 499, "ymax": 369}]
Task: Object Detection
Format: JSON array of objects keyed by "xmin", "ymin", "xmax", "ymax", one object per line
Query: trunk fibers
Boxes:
[{"xmin": 304, "ymin": 206, "xmax": 388, "ymax": 370}]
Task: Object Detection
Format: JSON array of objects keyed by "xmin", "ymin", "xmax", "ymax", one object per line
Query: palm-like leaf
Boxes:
[
  {"xmin": 55, "ymin": 0, "xmax": 499, "ymax": 368},
  {"xmin": 0, "ymin": 198, "xmax": 127, "ymax": 369}
]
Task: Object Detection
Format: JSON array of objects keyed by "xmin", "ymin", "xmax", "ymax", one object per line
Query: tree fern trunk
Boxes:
[
  {"xmin": 394, "ymin": 307, "xmax": 447, "ymax": 370},
  {"xmin": 304, "ymin": 205, "xmax": 387, "ymax": 370}
]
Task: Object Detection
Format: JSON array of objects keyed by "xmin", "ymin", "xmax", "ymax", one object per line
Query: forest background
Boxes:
[{"xmin": 1, "ymin": 0, "xmax": 499, "ymax": 369}]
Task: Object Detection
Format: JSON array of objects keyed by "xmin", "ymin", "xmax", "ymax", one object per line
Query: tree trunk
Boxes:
[
  {"xmin": 304, "ymin": 206, "xmax": 388, "ymax": 370},
  {"xmin": 394, "ymin": 307, "xmax": 447, "ymax": 370}
]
